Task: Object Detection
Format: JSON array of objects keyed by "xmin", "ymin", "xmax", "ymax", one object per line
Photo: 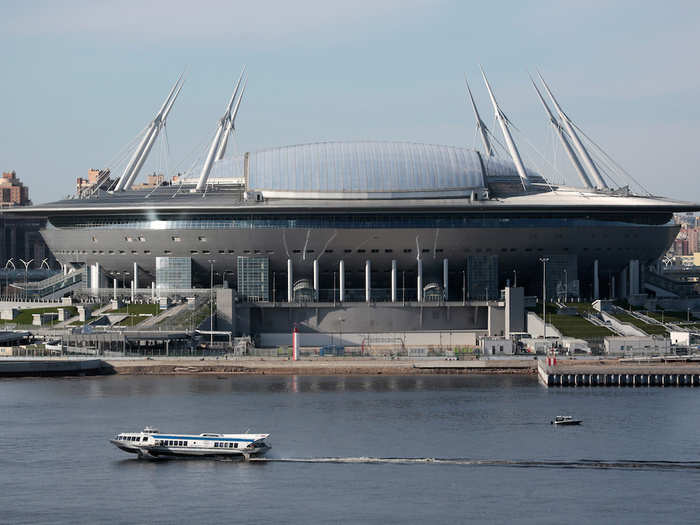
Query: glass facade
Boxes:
[
  {"xmin": 467, "ymin": 255, "xmax": 499, "ymax": 300},
  {"xmin": 48, "ymin": 213, "xmax": 673, "ymax": 230},
  {"xmin": 237, "ymin": 256, "xmax": 269, "ymax": 301},
  {"xmin": 156, "ymin": 257, "xmax": 192, "ymax": 292}
]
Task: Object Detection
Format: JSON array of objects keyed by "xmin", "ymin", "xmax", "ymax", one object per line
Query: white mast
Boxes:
[
  {"xmin": 480, "ymin": 68, "xmax": 529, "ymax": 190},
  {"xmin": 537, "ymin": 73, "xmax": 608, "ymax": 189},
  {"xmin": 215, "ymin": 69, "xmax": 246, "ymax": 161},
  {"xmin": 196, "ymin": 72, "xmax": 247, "ymax": 193},
  {"xmin": 122, "ymin": 80, "xmax": 184, "ymax": 190},
  {"xmin": 465, "ymin": 76, "xmax": 493, "ymax": 157},
  {"xmin": 530, "ymin": 77, "xmax": 592, "ymax": 189},
  {"xmin": 114, "ymin": 74, "xmax": 183, "ymax": 191}
]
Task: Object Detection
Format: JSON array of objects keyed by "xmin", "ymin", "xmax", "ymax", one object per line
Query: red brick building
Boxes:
[{"xmin": 0, "ymin": 171, "xmax": 30, "ymax": 206}]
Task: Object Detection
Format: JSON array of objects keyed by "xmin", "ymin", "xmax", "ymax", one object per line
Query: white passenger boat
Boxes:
[
  {"xmin": 550, "ymin": 415, "xmax": 582, "ymax": 426},
  {"xmin": 110, "ymin": 427, "xmax": 271, "ymax": 459}
]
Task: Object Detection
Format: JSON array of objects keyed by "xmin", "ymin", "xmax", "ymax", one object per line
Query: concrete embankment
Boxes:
[
  {"xmin": 105, "ymin": 358, "xmax": 538, "ymax": 376},
  {"xmin": 539, "ymin": 358, "xmax": 700, "ymax": 387},
  {"xmin": 0, "ymin": 359, "xmax": 115, "ymax": 377}
]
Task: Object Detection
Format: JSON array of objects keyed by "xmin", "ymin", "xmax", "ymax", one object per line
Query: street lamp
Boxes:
[
  {"xmin": 19, "ymin": 258, "xmax": 33, "ymax": 301},
  {"xmin": 563, "ymin": 268, "xmax": 568, "ymax": 303},
  {"xmin": 513, "ymin": 269, "xmax": 517, "ymax": 288},
  {"xmin": 4, "ymin": 259, "xmax": 15, "ymax": 299},
  {"xmin": 208, "ymin": 259, "xmax": 215, "ymax": 347},
  {"xmin": 539, "ymin": 257, "xmax": 550, "ymax": 351}
]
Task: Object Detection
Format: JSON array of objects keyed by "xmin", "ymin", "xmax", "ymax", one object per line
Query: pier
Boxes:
[{"xmin": 538, "ymin": 359, "xmax": 700, "ymax": 387}]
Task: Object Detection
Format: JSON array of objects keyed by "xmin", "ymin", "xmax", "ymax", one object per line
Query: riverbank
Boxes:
[{"xmin": 104, "ymin": 357, "xmax": 538, "ymax": 376}]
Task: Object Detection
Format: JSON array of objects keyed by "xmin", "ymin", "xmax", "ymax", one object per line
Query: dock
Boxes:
[{"xmin": 538, "ymin": 359, "xmax": 700, "ymax": 387}]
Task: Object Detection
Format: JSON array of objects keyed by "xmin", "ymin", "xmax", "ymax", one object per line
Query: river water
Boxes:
[{"xmin": 2, "ymin": 374, "xmax": 699, "ymax": 523}]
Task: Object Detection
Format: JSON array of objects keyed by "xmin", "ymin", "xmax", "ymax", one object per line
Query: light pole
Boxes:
[
  {"xmin": 462, "ymin": 269, "xmax": 466, "ymax": 306},
  {"xmin": 563, "ymin": 268, "xmax": 568, "ymax": 303},
  {"xmin": 333, "ymin": 271, "xmax": 336, "ymax": 306},
  {"xmin": 4, "ymin": 259, "xmax": 15, "ymax": 299},
  {"xmin": 539, "ymin": 257, "xmax": 550, "ymax": 351},
  {"xmin": 208, "ymin": 259, "xmax": 215, "ymax": 347},
  {"xmin": 19, "ymin": 258, "xmax": 33, "ymax": 301},
  {"xmin": 513, "ymin": 269, "xmax": 517, "ymax": 288}
]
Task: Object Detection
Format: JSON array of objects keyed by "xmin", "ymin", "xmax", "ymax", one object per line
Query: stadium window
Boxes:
[
  {"xmin": 164, "ymin": 250, "xmax": 171, "ymax": 255},
  {"xmin": 92, "ymin": 236, "xmax": 97, "ymax": 242},
  {"xmin": 198, "ymin": 236, "xmax": 207, "ymax": 242},
  {"xmin": 190, "ymin": 250, "xmax": 199, "ymax": 254},
  {"xmin": 371, "ymin": 249, "xmax": 379, "ymax": 253},
  {"xmin": 384, "ymin": 249, "xmax": 393, "ymax": 253},
  {"xmin": 202, "ymin": 250, "xmax": 210, "ymax": 254},
  {"xmin": 219, "ymin": 250, "xmax": 225, "ymax": 254},
  {"xmin": 403, "ymin": 249, "xmax": 412, "ymax": 253},
  {"xmin": 172, "ymin": 236, "xmax": 181, "ymax": 242},
  {"xmin": 138, "ymin": 236, "xmax": 146, "ymax": 242},
  {"xmin": 344, "ymin": 249, "xmax": 352, "ymax": 253},
  {"xmin": 144, "ymin": 250, "xmax": 151, "ymax": 254},
  {"xmin": 293, "ymin": 249, "xmax": 301, "ymax": 253},
  {"xmin": 357, "ymin": 249, "xmax": 366, "ymax": 253},
  {"xmin": 125, "ymin": 237, "xmax": 133, "ymax": 242},
  {"xmin": 228, "ymin": 250, "xmax": 235, "ymax": 254}
]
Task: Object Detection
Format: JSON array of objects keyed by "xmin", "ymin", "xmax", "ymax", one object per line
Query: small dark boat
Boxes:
[{"xmin": 551, "ymin": 415, "xmax": 582, "ymax": 425}]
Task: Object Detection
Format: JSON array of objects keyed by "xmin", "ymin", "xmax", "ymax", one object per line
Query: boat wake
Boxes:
[{"xmin": 250, "ymin": 457, "xmax": 700, "ymax": 471}]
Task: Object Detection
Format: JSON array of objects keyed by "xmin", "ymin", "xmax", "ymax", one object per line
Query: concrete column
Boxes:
[
  {"xmin": 131, "ymin": 280, "xmax": 135, "ymax": 302},
  {"xmin": 339, "ymin": 260, "xmax": 345, "ymax": 302},
  {"xmin": 611, "ymin": 275, "xmax": 616, "ymax": 299},
  {"xmin": 443, "ymin": 258, "xmax": 449, "ymax": 301},
  {"xmin": 365, "ymin": 260, "xmax": 371, "ymax": 303},
  {"xmin": 391, "ymin": 260, "xmax": 397, "ymax": 303},
  {"xmin": 287, "ymin": 259, "xmax": 293, "ymax": 302},
  {"xmin": 63, "ymin": 264, "xmax": 68, "ymax": 276},
  {"xmin": 133, "ymin": 262, "xmax": 139, "ymax": 290},
  {"xmin": 151, "ymin": 281, "xmax": 155, "ymax": 298},
  {"xmin": 593, "ymin": 259, "xmax": 599, "ymax": 300},
  {"xmin": 417, "ymin": 258, "xmax": 423, "ymax": 302},
  {"xmin": 113, "ymin": 278, "xmax": 117, "ymax": 300},
  {"xmin": 619, "ymin": 268, "xmax": 628, "ymax": 299},
  {"xmin": 313, "ymin": 259, "xmax": 319, "ymax": 301},
  {"xmin": 91, "ymin": 262, "xmax": 100, "ymax": 293},
  {"xmin": 629, "ymin": 259, "xmax": 639, "ymax": 296}
]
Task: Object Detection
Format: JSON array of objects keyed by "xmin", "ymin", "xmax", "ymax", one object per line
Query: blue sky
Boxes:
[{"xmin": 1, "ymin": 0, "xmax": 698, "ymax": 204}]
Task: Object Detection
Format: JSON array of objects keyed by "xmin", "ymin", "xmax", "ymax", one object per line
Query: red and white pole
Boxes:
[{"xmin": 292, "ymin": 325, "xmax": 299, "ymax": 361}]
